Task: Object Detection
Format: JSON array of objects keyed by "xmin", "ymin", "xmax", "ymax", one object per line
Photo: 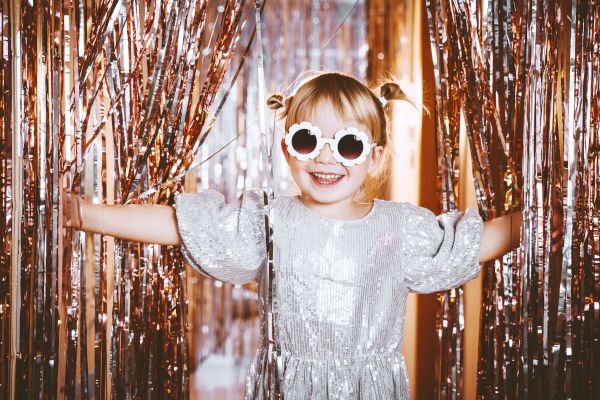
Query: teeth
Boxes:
[{"xmin": 312, "ymin": 173, "xmax": 342, "ymax": 180}]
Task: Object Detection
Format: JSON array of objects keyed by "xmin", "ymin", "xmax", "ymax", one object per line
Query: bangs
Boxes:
[{"xmin": 278, "ymin": 71, "xmax": 392, "ymax": 201}]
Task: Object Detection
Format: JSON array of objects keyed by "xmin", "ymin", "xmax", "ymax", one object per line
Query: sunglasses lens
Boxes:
[
  {"xmin": 338, "ymin": 134, "xmax": 364, "ymax": 160},
  {"xmin": 291, "ymin": 129, "xmax": 318, "ymax": 155}
]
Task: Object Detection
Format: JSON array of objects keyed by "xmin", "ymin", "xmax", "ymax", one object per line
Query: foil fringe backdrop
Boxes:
[
  {"xmin": 0, "ymin": 0, "xmax": 254, "ymax": 398},
  {"xmin": 5, "ymin": 0, "xmax": 596, "ymax": 398},
  {"xmin": 0, "ymin": 0, "xmax": 372, "ymax": 397},
  {"xmin": 426, "ymin": 0, "xmax": 599, "ymax": 399},
  {"xmin": 188, "ymin": 0, "xmax": 369, "ymax": 395}
]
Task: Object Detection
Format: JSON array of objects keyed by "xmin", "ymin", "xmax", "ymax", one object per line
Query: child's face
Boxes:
[{"xmin": 282, "ymin": 100, "xmax": 383, "ymax": 206}]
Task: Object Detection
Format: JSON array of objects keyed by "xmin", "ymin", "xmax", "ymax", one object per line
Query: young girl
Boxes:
[{"xmin": 64, "ymin": 72, "xmax": 529, "ymax": 399}]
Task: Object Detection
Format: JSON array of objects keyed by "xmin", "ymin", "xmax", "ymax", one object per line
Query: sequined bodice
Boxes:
[
  {"xmin": 273, "ymin": 198, "xmax": 407, "ymax": 359},
  {"xmin": 175, "ymin": 191, "xmax": 483, "ymax": 399}
]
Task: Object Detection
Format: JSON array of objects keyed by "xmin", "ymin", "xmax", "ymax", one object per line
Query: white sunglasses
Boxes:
[{"xmin": 284, "ymin": 121, "xmax": 377, "ymax": 167}]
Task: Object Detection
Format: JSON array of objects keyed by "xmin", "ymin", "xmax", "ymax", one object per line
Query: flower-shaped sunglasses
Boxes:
[{"xmin": 284, "ymin": 122, "xmax": 377, "ymax": 167}]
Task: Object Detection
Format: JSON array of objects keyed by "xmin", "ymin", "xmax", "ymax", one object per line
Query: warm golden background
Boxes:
[{"xmin": 0, "ymin": 0, "xmax": 598, "ymax": 399}]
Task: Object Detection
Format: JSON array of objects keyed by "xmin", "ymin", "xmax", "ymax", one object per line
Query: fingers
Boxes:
[
  {"xmin": 61, "ymin": 182, "xmax": 78, "ymax": 228},
  {"xmin": 61, "ymin": 170, "xmax": 84, "ymax": 229},
  {"xmin": 64, "ymin": 192, "xmax": 74, "ymax": 228}
]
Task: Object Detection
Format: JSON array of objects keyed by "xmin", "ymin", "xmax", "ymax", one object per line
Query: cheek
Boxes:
[
  {"xmin": 288, "ymin": 159, "xmax": 308, "ymax": 177},
  {"xmin": 348, "ymin": 163, "xmax": 368, "ymax": 177},
  {"xmin": 345, "ymin": 166, "xmax": 369, "ymax": 186}
]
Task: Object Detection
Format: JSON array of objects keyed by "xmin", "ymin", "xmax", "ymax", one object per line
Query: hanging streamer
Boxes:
[
  {"xmin": 0, "ymin": 0, "xmax": 371, "ymax": 398},
  {"xmin": 0, "ymin": 0, "xmax": 253, "ymax": 398},
  {"xmin": 189, "ymin": 2, "xmax": 368, "ymax": 397},
  {"xmin": 426, "ymin": 0, "xmax": 599, "ymax": 398}
]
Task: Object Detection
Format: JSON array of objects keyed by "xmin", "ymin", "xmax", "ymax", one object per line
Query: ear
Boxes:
[
  {"xmin": 368, "ymin": 146, "xmax": 384, "ymax": 175},
  {"xmin": 281, "ymin": 138, "xmax": 291, "ymax": 166}
]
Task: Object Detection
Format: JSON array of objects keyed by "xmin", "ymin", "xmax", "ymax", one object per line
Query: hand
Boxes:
[
  {"xmin": 550, "ymin": 204, "xmax": 564, "ymax": 254},
  {"xmin": 62, "ymin": 174, "xmax": 84, "ymax": 230}
]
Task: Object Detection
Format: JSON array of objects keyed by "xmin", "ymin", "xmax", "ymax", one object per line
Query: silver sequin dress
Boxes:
[{"xmin": 174, "ymin": 190, "xmax": 484, "ymax": 399}]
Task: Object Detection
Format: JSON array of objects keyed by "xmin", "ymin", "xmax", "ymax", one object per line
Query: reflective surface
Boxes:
[
  {"xmin": 426, "ymin": 0, "xmax": 599, "ymax": 398},
  {"xmin": 175, "ymin": 190, "xmax": 483, "ymax": 398},
  {"xmin": 0, "ymin": 0, "xmax": 371, "ymax": 398},
  {"xmin": 0, "ymin": 0, "xmax": 253, "ymax": 398}
]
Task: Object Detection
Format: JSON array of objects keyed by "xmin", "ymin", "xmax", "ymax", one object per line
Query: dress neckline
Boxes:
[{"xmin": 292, "ymin": 196, "xmax": 380, "ymax": 224}]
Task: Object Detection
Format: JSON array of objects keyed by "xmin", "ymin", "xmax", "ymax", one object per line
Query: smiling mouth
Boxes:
[{"xmin": 310, "ymin": 172, "xmax": 345, "ymax": 185}]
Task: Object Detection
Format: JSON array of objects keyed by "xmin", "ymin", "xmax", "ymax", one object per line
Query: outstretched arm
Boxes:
[
  {"xmin": 479, "ymin": 212, "xmax": 522, "ymax": 263},
  {"xmin": 63, "ymin": 190, "xmax": 181, "ymax": 246},
  {"xmin": 479, "ymin": 210, "xmax": 563, "ymax": 263}
]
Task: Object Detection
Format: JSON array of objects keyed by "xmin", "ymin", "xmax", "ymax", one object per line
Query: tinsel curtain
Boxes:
[
  {"xmin": 188, "ymin": 0, "xmax": 369, "ymax": 386},
  {"xmin": 0, "ymin": 0, "xmax": 255, "ymax": 398},
  {"xmin": 4, "ymin": 0, "xmax": 596, "ymax": 398},
  {"xmin": 426, "ymin": 0, "xmax": 599, "ymax": 398},
  {"xmin": 0, "ymin": 0, "xmax": 372, "ymax": 398}
]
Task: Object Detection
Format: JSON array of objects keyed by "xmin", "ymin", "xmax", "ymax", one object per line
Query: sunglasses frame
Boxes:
[{"xmin": 284, "ymin": 121, "xmax": 377, "ymax": 167}]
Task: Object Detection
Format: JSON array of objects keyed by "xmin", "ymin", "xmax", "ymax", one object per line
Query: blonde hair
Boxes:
[{"xmin": 267, "ymin": 72, "xmax": 409, "ymax": 201}]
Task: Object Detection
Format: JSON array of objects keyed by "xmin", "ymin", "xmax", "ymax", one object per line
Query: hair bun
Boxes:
[
  {"xmin": 380, "ymin": 82, "xmax": 406, "ymax": 101},
  {"xmin": 267, "ymin": 94, "xmax": 285, "ymax": 110}
]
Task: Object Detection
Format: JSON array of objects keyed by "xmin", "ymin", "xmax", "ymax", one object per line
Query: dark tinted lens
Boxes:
[
  {"xmin": 338, "ymin": 134, "xmax": 364, "ymax": 160},
  {"xmin": 291, "ymin": 129, "xmax": 317, "ymax": 154}
]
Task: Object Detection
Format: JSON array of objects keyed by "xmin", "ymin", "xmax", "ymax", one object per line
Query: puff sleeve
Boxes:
[
  {"xmin": 401, "ymin": 204, "xmax": 484, "ymax": 294},
  {"xmin": 174, "ymin": 189, "xmax": 266, "ymax": 285}
]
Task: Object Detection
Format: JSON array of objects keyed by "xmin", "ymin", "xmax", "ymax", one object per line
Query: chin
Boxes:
[
  {"xmin": 303, "ymin": 181, "xmax": 359, "ymax": 205},
  {"xmin": 306, "ymin": 191, "xmax": 348, "ymax": 205}
]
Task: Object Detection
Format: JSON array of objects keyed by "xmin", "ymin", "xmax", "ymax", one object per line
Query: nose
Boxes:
[{"xmin": 314, "ymin": 142, "xmax": 337, "ymax": 164}]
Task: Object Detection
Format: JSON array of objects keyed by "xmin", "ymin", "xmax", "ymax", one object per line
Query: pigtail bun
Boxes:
[
  {"xmin": 267, "ymin": 94, "xmax": 285, "ymax": 110},
  {"xmin": 380, "ymin": 82, "xmax": 407, "ymax": 102},
  {"xmin": 378, "ymin": 81, "xmax": 426, "ymax": 114}
]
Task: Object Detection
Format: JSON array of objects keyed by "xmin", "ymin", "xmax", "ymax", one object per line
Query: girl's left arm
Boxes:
[{"xmin": 479, "ymin": 210, "xmax": 563, "ymax": 263}]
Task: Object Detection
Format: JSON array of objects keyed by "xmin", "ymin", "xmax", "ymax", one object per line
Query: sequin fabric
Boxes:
[{"xmin": 174, "ymin": 190, "xmax": 484, "ymax": 399}]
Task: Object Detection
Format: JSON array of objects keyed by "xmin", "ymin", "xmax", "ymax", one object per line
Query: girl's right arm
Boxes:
[
  {"xmin": 63, "ymin": 190, "xmax": 181, "ymax": 246},
  {"xmin": 64, "ymin": 188, "xmax": 266, "ymax": 284}
]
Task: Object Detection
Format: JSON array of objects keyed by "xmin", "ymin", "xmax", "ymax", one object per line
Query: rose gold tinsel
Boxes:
[
  {"xmin": 426, "ymin": 0, "xmax": 599, "ymax": 398},
  {"xmin": 0, "ymin": 0, "xmax": 252, "ymax": 398}
]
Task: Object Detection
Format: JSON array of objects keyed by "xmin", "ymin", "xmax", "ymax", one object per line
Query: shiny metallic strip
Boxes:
[
  {"xmin": 97, "ymin": 127, "xmax": 108, "ymax": 400},
  {"xmin": 562, "ymin": 2, "xmax": 581, "ymax": 396},
  {"xmin": 49, "ymin": 0, "xmax": 61, "ymax": 393},
  {"xmin": 571, "ymin": 3, "xmax": 597, "ymax": 396},
  {"xmin": 34, "ymin": 2, "xmax": 50, "ymax": 394},
  {"xmin": 425, "ymin": 0, "xmax": 458, "ymax": 212},
  {"xmin": 121, "ymin": 6, "xmax": 180, "ymax": 202},
  {"xmin": 521, "ymin": 0, "xmax": 537, "ymax": 394},
  {"xmin": 544, "ymin": 2, "xmax": 568, "ymax": 393},
  {"xmin": 424, "ymin": 2, "xmax": 461, "ymax": 396},
  {"xmin": 9, "ymin": 0, "xmax": 23, "ymax": 397},
  {"xmin": 73, "ymin": 0, "xmax": 91, "ymax": 396},
  {"xmin": 254, "ymin": 1, "xmax": 282, "ymax": 397}
]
